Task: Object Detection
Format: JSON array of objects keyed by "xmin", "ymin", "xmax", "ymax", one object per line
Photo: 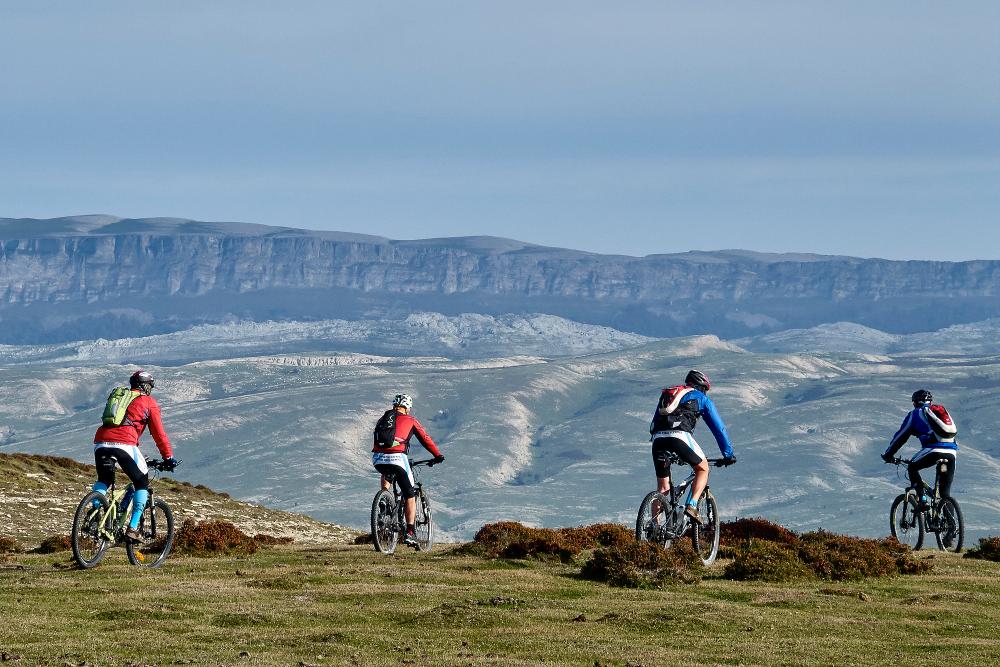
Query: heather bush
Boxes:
[
  {"xmin": 174, "ymin": 519, "xmax": 258, "ymax": 557},
  {"xmin": 353, "ymin": 533, "xmax": 375, "ymax": 545},
  {"xmin": 724, "ymin": 540, "xmax": 813, "ymax": 582},
  {"xmin": 582, "ymin": 540, "xmax": 703, "ymax": 587},
  {"xmin": 33, "ymin": 535, "xmax": 72, "ymax": 554},
  {"xmin": 720, "ymin": 517, "xmax": 800, "ymax": 547},
  {"xmin": 964, "ymin": 536, "xmax": 1000, "ymax": 562},
  {"xmin": 465, "ymin": 521, "xmax": 633, "ymax": 562},
  {"xmin": 0, "ymin": 536, "xmax": 21, "ymax": 553},
  {"xmin": 253, "ymin": 533, "xmax": 294, "ymax": 546}
]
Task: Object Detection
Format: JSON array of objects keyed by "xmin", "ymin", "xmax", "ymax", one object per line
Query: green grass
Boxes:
[{"xmin": 2, "ymin": 545, "xmax": 999, "ymax": 666}]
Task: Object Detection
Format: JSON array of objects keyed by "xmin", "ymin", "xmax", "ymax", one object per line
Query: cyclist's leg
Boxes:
[
  {"xmin": 937, "ymin": 452, "xmax": 957, "ymax": 498},
  {"xmin": 104, "ymin": 447, "xmax": 149, "ymax": 529},
  {"xmin": 651, "ymin": 439, "xmax": 672, "ymax": 515},
  {"xmin": 908, "ymin": 448, "xmax": 939, "ymax": 500},
  {"xmin": 92, "ymin": 447, "xmax": 118, "ymax": 505},
  {"xmin": 663, "ymin": 434, "xmax": 708, "ymax": 510}
]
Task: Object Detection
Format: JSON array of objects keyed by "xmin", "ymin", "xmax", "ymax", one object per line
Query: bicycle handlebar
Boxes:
[
  {"xmin": 145, "ymin": 458, "xmax": 180, "ymax": 472},
  {"xmin": 663, "ymin": 452, "xmax": 735, "ymax": 468},
  {"xmin": 410, "ymin": 458, "xmax": 437, "ymax": 467}
]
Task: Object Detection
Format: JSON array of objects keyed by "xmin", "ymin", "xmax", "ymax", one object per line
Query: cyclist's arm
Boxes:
[
  {"xmin": 884, "ymin": 411, "xmax": 914, "ymax": 458},
  {"xmin": 410, "ymin": 419, "xmax": 442, "ymax": 457},
  {"xmin": 145, "ymin": 400, "xmax": 174, "ymax": 459},
  {"xmin": 700, "ymin": 395, "xmax": 735, "ymax": 458}
]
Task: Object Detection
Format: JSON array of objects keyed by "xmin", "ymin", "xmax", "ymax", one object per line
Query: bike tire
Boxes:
[
  {"xmin": 691, "ymin": 490, "xmax": 720, "ymax": 566},
  {"xmin": 126, "ymin": 498, "xmax": 175, "ymax": 568},
  {"xmin": 932, "ymin": 497, "xmax": 964, "ymax": 553},
  {"xmin": 371, "ymin": 490, "xmax": 398, "ymax": 555},
  {"xmin": 889, "ymin": 493, "xmax": 924, "ymax": 550},
  {"xmin": 414, "ymin": 491, "xmax": 433, "ymax": 552},
  {"xmin": 635, "ymin": 491, "xmax": 672, "ymax": 547},
  {"xmin": 71, "ymin": 491, "xmax": 112, "ymax": 569}
]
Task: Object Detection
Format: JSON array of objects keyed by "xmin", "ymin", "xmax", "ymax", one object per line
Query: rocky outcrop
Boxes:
[{"xmin": 1, "ymin": 216, "xmax": 998, "ymax": 342}]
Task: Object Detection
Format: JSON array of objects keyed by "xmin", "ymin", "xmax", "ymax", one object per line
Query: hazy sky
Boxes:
[{"xmin": 2, "ymin": 2, "xmax": 998, "ymax": 259}]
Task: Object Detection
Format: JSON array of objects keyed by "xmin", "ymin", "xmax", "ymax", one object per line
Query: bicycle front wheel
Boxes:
[
  {"xmin": 414, "ymin": 491, "xmax": 433, "ymax": 552},
  {"xmin": 635, "ymin": 491, "xmax": 672, "ymax": 546},
  {"xmin": 691, "ymin": 490, "xmax": 720, "ymax": 565},
  {"xmin": 932, "ymin": 497, "xmax": 964, "ymax": 553},
  {"xmin": 71, "ymin": 492, "xmax": 112, "ymax": 569},
  {"xmin": 890, "ymin": 493, "xmax": 924, "ymax": 550},
  {"xmin": 371, "ymin": 490, "xmax": 399, "ymax": 555},
  {"xmin": 126, "ymin": 499, "xmax": 175, "ymax": 568}
]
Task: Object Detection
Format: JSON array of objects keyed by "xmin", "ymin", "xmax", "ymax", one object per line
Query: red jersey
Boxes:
[
  {"xmin": 93, "ymin": 392, "xmax": 173, "ymax": 458},
  {"xmin": 372, "ymin": 411, "xmax": 441, "ymax": 457}
]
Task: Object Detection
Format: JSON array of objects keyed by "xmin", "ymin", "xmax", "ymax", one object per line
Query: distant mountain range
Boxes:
[{"xmin": 2, "ymin": 215, "xmax": 999, "ymax": 343}]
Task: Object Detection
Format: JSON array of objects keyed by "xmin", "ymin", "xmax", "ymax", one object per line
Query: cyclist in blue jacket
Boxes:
[
  {"xmin": 882, "ymin": 389, "xmax": 958, "ymax": 506},
  {"xmin": 649, "ymin": 370, "xmax": 737, "ymax": 524}
]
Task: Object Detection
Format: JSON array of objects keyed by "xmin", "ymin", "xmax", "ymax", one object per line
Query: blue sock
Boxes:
[
  {"xmin": 129, "ymin": 489, "xmax": 149, "ymax": 529},
  {"xmin": 91, "ymin": 482, "xmax": 108, "ymax": 507}
]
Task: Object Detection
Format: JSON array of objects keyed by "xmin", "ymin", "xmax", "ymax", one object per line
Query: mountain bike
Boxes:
[
  {"xmin": 635, "ymin": 454, "xmax": 732, "ymax": 565},
  {"xmin": 71, "ymin": 458, "xmax": 178, "ymax": 569},
  {"xmin": 888, "ymin": 456, "xmax": 964, "ymax": 553},
  {"xmin": 370, "ymin": 458, "xmax": 436, "ymax": 555}
]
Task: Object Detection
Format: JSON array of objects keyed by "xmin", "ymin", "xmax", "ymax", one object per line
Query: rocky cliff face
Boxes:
[{"xmin": 1, "ymin": 216, "xmax": 998, "ymax": 342}]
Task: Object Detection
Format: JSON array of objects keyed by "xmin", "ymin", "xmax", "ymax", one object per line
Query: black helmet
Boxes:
[
  {"xmin": 685, "ymin": 369, "xmax": 711, "ymax": 392},
  {"xmin": 130, "ymin": 370, "xmax": 155, "ymax": 394},
  {"xmin": 911, "ymin": 389, "xmax": 932, "ymax": 404}
]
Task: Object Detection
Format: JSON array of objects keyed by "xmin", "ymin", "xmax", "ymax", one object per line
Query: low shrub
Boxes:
[
  {"xmin": 964, "ymin": 536, "xmax": 1000, "ymax": 562},
  {"xmin": 470, "ymin": 521, "xmax": 633, "ymax": 563},
  {"xmin": 253, "ymin": 533, "xmax": 294, "ymax": 546},
  {"xmin": 33, "ymin": 535, "xmax": 72, "ymax": 554},
  {"xmin": 720, "ymin": 517, "xmax": 800, "ymax": 548},
  {"xmin": 0, "ymin": 536, "xmax": 21, "ymax": 553},
  {"xmin": 582, "ymin": 541, "xmax": 703, "ymax": 587},
  {"xmin": 174, "ymin": 519, "xmax": 258, "ymax": 557},
  {"xmin": 724, "ymin": 540, "xmax": 813, "ymax": 582},
  {"xmin": 353, "ymin": 533, "xmax": 374, "ymax": 545}
]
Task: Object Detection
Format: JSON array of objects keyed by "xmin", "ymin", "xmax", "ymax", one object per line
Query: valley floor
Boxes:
[{"xmin": 1, "ymin": 545, "xmax": 998, "ymax": 666}]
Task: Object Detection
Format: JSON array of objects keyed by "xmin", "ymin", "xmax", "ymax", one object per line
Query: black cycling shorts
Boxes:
[
  {"xmin": 651, "ymin": 433, "xmax": 706, "ymax": 478},
  {"xmin": 375, "ymin": 463, "xmax": 417, "ymax": 499},
  {"xmin": 95, "ymin": 447, "xmax": 149, "ymax": 490}
]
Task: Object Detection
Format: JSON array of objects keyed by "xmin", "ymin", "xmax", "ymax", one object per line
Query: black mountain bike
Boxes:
[
  {"xmin": 888, "ymin": 456, "xmax": 964, "ymax": 553},
  {"xmin": 635, "ymin": 454, "xmax": 732, "ymax": 565},
  {"xmin": 71, "ymin": 458, "xmax": 178, "ymax": 569},
  {"xmin": 370, "ymin": 458, "xmax": 436, "ymax": 555}
]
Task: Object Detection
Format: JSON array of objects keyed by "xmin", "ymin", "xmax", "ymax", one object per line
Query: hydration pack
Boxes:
[
  {"xmin": 101, "ymin": 387, "xmax": 138, "ymax": 427},
  {"xmin": 650, "ymin": 385, "xmax": 700, "ymax": 434},
  {"xmin": 374, "ymin": 409, "xmax": 397, "ymax": 447},
  {"xmin": 924, "ymin": 404, "xmax": 957, "ymax": 441}
]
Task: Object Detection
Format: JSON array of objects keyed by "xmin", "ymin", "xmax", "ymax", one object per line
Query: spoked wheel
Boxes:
[
  {"xmin": 932, "ymin": 497, "xmax": 964, "ymax": 553},
  {"xmin": 126, "ymin": 499, "xmax": 175, "ymax": 568},
  {"xmin": 890, "ymin": 493, "xmax": 924, "ymax": 550},
  {"xmin": 414, "ymin": 491, "xmax": 433, "ymax": 552},
  {"xmin": 71, "ymin": 491, "xmax": 112, "ymax": 569},
  {"xmin": 371, "ymin": 490, "xmax": 399, "ymax": 555},
  {"xmin": 691, "ymin": 490, "xmax": 720, "ymax": 565},
  {"xmin": 635, "ymin": 491, "xmax": 673, "ymax": 546}
]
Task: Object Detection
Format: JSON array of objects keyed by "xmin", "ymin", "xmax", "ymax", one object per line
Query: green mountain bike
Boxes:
[
  {"xmin": 889, "ymin": 456, "xmax": 964, "ymax": 553},
  {"xmin": 370, "ymin": 458, "xmax": 435, "ymax": 554},
  {"xmin": 635, "ymin": 453, "xmax": 732, "ymax": 565},
  {"xmin": 71, "ymin": 458, "xmax": 178, "ymax": 569}
]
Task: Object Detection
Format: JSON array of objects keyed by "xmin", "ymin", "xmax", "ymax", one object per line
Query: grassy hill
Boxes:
[{"xmin": 1, "ymin": 455, "xmax": 999, "ymax": 666}]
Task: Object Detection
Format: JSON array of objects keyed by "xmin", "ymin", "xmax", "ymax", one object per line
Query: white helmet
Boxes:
[{"xmin": 392, "ymin": 394, "xmax": 413, "ymax": 410}]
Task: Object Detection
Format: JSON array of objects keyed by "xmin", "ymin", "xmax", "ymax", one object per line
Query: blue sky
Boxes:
[{"xmin": 1, "ymin": 2, "xmax": 998, "ymax": 259}]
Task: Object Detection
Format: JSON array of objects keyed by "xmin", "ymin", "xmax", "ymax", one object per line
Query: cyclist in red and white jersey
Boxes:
[{"xmin": 372, "ymin": 394, "xmax": 444, "ymax": 547}]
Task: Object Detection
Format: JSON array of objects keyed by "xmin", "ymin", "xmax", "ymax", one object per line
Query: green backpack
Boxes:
[{"xmin": 101, "ymin": 387, "xmax": 138, "ymax": 427}]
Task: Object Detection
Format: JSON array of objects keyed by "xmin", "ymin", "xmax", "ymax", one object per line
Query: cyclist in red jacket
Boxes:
[
  {"xmin": 372, "ymin": 394, "xmax": 444, "ymax": 547},
  {"xmin": 92, "ymin": 370, "xmax": 177, "ymax": 540}
]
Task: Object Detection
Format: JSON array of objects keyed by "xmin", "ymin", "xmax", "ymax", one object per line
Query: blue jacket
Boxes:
[
  {"xmin": 650, "ymin": 389, "xmax": 735, "ymax": 458},
  {"xmin": 884, "ymin": 407, "xmax": 958, "ymax": 457}
]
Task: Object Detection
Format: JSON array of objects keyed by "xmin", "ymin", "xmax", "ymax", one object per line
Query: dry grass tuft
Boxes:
[
  {"xmin": 964, "ymin": 536, "xmax": 1000, "ymax": 562},
  {"xmin": 581, "ymin": 540, "xmax": 703, "ymax": 587},
  {"xmin": 174, "ymin": 519, "xmax": 258, "ymax": 557}
]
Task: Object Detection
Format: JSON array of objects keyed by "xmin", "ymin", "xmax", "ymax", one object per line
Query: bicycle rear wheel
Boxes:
[
  {"xmin": 71, "ymin": 492, "xmax": 112, "ymax": 569},
  {"xmin": 635, "ymin": 491, "xmax": 672, "ymax": 546},
  {"xmin": 691, "ymin": 490, "xmax": 720, "ymax": 565},
  {"xmin": 371, "ymin": 490, "xmax": 399, "ymax": 555},
  {"xmin": 932, "ymin": 497, "xmax": 964, "ymax": 553},
  {"xmin": 414, "ymin": 491, "xmax": 433, "ymax": 552},
  {"xmin": 890, "ymin": 493, "xmax": 924, "ymax": 550},
  {"xmin": 126, "ymin": 498, "xmax": 175, "ymax": 568}
]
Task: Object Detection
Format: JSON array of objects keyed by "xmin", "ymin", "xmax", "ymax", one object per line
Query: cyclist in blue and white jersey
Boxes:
[
  {"xmin": 881, "ymin": 389, "xmax": 958, "ymax": 506},
  {"xmin": 649, "ymin": 370, "xmax": 737, "ymax": 524}
]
